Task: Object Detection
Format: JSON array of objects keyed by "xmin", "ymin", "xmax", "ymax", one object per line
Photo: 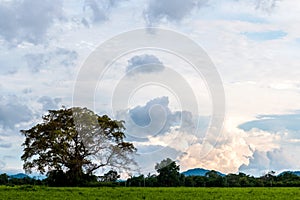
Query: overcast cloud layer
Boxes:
[{"xmin": 0, "ymin": 0, "xmax": 300, "ymax": 176}]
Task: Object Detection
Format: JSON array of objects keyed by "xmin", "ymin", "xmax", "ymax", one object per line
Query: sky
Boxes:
[{"xmin": 1, "ymin": 0, "xmax": 300, "ymax": 177}]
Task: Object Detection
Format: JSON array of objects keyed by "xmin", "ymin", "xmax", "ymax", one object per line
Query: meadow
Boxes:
[{"xmin": 0, "ymin": 186, "xmax": 300, "ymax": 200}]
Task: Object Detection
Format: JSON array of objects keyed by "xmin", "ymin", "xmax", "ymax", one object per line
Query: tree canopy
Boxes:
[
  {"xmin": 99, "ymin": 170, "xmax": 120, "ymax": 182},
  {"xmin": 155, "ymin": 158, "xmax": 184, "ymax": 187},
  {"xmin": 21, "ymin": 107, "xmax": 136, "ymax": 186}
]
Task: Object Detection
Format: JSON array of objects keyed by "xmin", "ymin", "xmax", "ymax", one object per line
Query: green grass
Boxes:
[{"xmin": 0, "ymin": 186, "xmax": 300, "ymax": 200}]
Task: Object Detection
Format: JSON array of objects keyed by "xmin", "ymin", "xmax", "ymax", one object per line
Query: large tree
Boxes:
[{"xmin": 21, "ymin": 107, "xmax": 136, "ymax": 185}]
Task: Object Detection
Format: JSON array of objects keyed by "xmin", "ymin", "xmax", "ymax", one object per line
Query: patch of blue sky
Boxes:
[{"xmin": 242, "ymin": 30, "xmax": 287, "ymax": 41}]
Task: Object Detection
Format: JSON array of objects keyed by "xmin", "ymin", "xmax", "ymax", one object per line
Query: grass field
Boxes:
[{"xmin": 0, "ymin": 186, "xmax": 300, "ymax": 200}]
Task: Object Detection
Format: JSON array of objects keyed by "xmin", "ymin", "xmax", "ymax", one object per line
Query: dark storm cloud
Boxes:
[
  {"xmin": 0, "ymin": 0, "xmax": 63, "ymax": 45},
  {"xmin": 126, "ymin": 54, "xmax": 164, "ymax": 76},
  {"xmin": 144, "ymin": 0, "xmax": 208, "ymax": 26}
]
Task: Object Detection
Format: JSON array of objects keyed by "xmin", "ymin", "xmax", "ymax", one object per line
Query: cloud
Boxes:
[
  {"xmin": 267, "ymin": 149, "xmax": 295, "ymax": 170},
  {"xmin": 126, "ymin": 54, "xmax": 164, "ymax": 76},
  {"xmin": 116, "ymin": 96, "xmax": 211, "ymax": 173},
  {"xmin": 0, "ymin": 0, "xmax": 63, "ymax": 45},
  {"xmin": 147, "ymin": 129, "xmax": 199, "ymax": 153},
  {"xmin": 117, "ymin": 96, "xmax": 197, "ymax": 140},
  {"xmin": 239, "ymin": 148, "xmax": 298, "ymax": 176},
  {"xmin": 37, "ymin": 96, "xmax": 62, "ymax": 111},
  {"xmin": 83, "ymin": 0, "xmax": 107, "ymax": 23},
  {"xmin": 25, "ymin": 48, "xmax": 78, "ymax": 73},
  {"xmin": 254, "ymin": 0, "xmax": 280, "ymax": 13},
  {"xmin": 239, "ymin": 113, "xmax": 300, "ymax": 132},
  {"xmin": 24, "ymin": 53, "xmax": 45, "ymax": 73},
  {"xmin": 118, "ymin": 96, "xmax": 174, "ymax": 139},
  {"xmin": 230, "ymin": 0, "xmax": 280, "ymax": 13},
  {"xmin": 0, "ymin": 160, "xmax": 5, "ymax": 170},
  {"xmin": 179, "ymin": 122, "xmax": 282, "ymax": 174},
  {"xmin": 238, "ymin": 150, "xmax": 270, "ymax": 176},
  {"xmin": 134, "ymin": 144, "xmax": 180, "ymax": 173},
  {"xmin": 82, "ymin": 0, "xmax": 127, "ymax": 26},
  {"xmin": 236, "ymin": 112, "xmax": 300, "ymax": 175},
  {"xmin": 177, "ymin": 111, "xmax": 299, "ymax": 175},
  {"xmin": 0, "ymin": 96, "xmax": 33, "ymax": 129},
  {"xmin": 0, "ymin": 138, "xmax": 12, "ymax": 149},
  {"xmin": 0, "ymin": 142, "xmax": 12, "ymax": 149},
  {"xmin": 143, "ymin": 0, "xmax": 280, "ymax": 27},
  {"xmin": 128, "ymin": 96, "xmax": 170, "ymax": 127},
  {"xmin": 144, "ymin": 0, "xmax": 208, "ymax": 26}
]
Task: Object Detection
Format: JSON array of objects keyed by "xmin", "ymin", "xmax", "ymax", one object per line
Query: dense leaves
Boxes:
[
  {"xmin": 99, "ymin": 170, "xmax": 120, "ymax": 182},
  {"xmin": 20, "ymin": 107, "xmax": 136, "ymax": 186},
  {"xmin": 155, "ymin": 158, "xmax": 184, "ymax": 187}
]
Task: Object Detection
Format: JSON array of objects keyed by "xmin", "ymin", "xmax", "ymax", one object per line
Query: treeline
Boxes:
[
  {"xmin": 1, "ymin": 158, "xmax": 300, "ymax": 187},
  {"xmin": 0, "ymin": 170, "xmax": 121, "ymax": 187},
  {"xmin": 126, "ymin": 159, "xmax": 300, "ymax": 187},
  {"xmin": 2, "ymin": 171, "xmax": 300, "ymax": 187},
  {"xmin": 126, "ymin": 171, "xmax": 300, "ymax": 187},
  {"xmin": 0, "ymin": 174, "xmax": 43, "ymax": 186}
]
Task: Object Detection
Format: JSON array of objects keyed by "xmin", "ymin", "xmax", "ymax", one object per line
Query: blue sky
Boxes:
[
  {"xmin": 243, "ymin": 30, "xmax": 287, "ymax": 41},
  {"xmin": 1, "ymin": 0, "xmax": 300, "ymax": 177}
]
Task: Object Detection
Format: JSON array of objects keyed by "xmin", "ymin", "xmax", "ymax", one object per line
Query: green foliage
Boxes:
[
  {"xmin": 99, "ymin": 170, "xmax": 120, "ymax": 182},
  {"xmin": 0, "ymin": 174, "xmax": 43, "ymax": 186},
  {"xmin": 155, "ymin": 158, "xmax": 184, "ymax": 187},
  {"xmin": 0, "ymin": 173, "xmax": 9, "ymax": 185},
  {"xmin": 126, "ymin": 159, "xmax": 300, "ymax": 187},
  {"xmin": 205, "ymin": 170, "xmax": 224, "ymax": 187},
  {"xmin": 127, "ymin": 175, "xmax": 146, "ymax": 187},
  {"xmin": 20, "ymin": 107, "xmax": 136, "ymax": 186},
  {"xmin": 46, "ymin": 170, "xmax": 98, "ymax": 187}
]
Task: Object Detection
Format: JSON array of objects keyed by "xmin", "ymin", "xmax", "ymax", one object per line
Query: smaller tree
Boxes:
[
  {"xmin": 145, "ymin": 174, "xmax": 158, "ymax": 187},
  {"xmin": 126, "ymin": 175, "xmax": 145, "ymax": 187},
  {"xmin": 0, "ymin": 173, "xmax": 9, "ymax": 185},
  {"xmin": 100, "ymin": 170, "xmax": 120, "ymax": 182},
  {"xmin": 205, "ymin": 170, "xmax": 224, "ymax": 187},
  {"xmin": 155, "ymin": 158, "xmax": 183, "ymax": 187},
  {"xmin": 261, "ymin": 171, "xmax": 276, "ymax": 186}
]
